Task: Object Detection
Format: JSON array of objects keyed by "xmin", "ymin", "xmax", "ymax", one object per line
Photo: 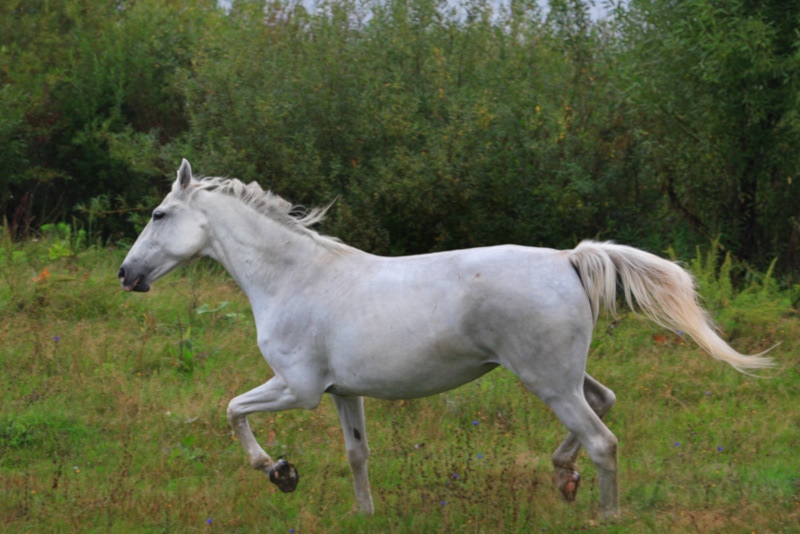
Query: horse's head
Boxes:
[{"xmin": 118, "ymin": 159, "xmax": 209, "ymax": 292}]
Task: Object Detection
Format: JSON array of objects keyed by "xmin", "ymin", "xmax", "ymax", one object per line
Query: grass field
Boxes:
[{"xmin": 1, "ymin": 232, "xmax": 798, "ymax": 532}]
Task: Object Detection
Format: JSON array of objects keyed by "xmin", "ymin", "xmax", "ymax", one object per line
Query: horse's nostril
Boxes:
[{"xmin": 118, "ymin": 267, "xmax": 125, "ymax": 279}]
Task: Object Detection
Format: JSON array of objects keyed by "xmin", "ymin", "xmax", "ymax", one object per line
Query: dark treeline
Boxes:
[{"xmin": 2, "ymin": 0, "xmax": 799, "ymax": 279}]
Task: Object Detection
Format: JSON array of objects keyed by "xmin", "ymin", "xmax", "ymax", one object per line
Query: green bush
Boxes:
[{"xmin": 2, "ymin": 0, "xmax": 799, "ymax": 277}]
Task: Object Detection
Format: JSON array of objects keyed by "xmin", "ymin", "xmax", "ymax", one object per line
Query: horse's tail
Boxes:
[{"xmin": 568, "ymin": 240, "xmax": 775, "ymax": 373}]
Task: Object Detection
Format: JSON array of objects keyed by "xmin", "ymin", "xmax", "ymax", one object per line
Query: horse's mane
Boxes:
[{"xmin": 190, "ymin": 176, "xmax": 347, "ymax": 253}]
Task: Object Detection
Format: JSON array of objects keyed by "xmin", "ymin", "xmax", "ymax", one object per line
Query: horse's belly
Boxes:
[{"xmin": 326, "ymin": 351, "xmax": 500, "ymax": 400}]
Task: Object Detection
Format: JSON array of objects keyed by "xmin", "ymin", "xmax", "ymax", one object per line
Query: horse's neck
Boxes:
[{"xmin": 201, "ymin": 195, "xmax": 325, "ymax": 299}]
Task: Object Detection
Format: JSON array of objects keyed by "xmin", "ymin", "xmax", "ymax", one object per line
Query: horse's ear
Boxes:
[{"xmin": 177, "ymin": 159, "xmax": 193, "ymax": 190}]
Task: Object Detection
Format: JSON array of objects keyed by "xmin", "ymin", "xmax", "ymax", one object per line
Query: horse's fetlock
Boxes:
[
  {"xmin": 252, "ymin": 457, "xmax": 271, "ymax": 471},
  {"xmin": 552, "ymin": 456, "xmax": 576, "ymax": 471},
  {"xmin": 347, "ymin": 446, "xmax": 369, "ymax": 465}
]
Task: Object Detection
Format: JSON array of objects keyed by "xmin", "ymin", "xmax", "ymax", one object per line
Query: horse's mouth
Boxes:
[
  {"xmin": 119, "ymin": 269, "xmax": 151, "ymax": 292},
  {"xmin": 127, "ymin": 276, "xmax": 150, "ymax": 292}
]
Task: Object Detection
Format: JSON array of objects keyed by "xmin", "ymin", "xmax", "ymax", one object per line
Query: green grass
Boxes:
[{"xmin": 1, "ymin": 236, "xmax": 798, "ymax": 532}]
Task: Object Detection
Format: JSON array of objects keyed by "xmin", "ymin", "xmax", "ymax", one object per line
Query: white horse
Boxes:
[{"xmin": 119, "ymin": 159, "xmax": 773, "ymax": 521}]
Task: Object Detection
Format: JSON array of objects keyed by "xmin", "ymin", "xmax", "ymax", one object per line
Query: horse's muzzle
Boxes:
[{"xmin": 118, "ymin": 267, "xmax": 151, "ymax": 292}]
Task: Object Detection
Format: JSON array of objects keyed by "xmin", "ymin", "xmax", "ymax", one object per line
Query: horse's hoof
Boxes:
[
  {"xmin": 597, "ymin": 509, "xmax": 621, "ymax": 523},
  {"xmin": 556, "ymin": 469, "xmax": 580, "ymax": 502},
  {"xmin": 268, "ymin": 459, "xmax": 299, "ymax": 493}
]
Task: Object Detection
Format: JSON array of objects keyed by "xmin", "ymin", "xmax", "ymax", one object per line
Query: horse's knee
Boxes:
[
  {"xmin": 226, "ymin": 400, "xmax": 242, "ymax": 426},
  {"xmin": 347, "ymin": 443, "xmax": 370, "ymax": 466}
]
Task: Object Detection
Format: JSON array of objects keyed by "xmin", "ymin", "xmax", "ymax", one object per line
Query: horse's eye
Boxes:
[{"xmin": 153, "ymin": 211, "xmax": 165, "ymax": 221}]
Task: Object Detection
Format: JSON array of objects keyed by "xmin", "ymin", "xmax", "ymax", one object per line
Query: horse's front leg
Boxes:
[
  {"xmin": 227, "ymin": 375, "xmax": 320, "ymax": 493},
  {"xmin": 331, "ymin": 394, "xmax": 374, "ymax": 514}
]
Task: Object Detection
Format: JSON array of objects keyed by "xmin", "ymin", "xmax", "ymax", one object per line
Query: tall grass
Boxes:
[{"xmin": 1, "ymin": 232, "xmax": 797, "ymax": 532}]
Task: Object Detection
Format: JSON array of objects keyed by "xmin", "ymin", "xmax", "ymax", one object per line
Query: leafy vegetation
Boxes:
[
  {"xmin": 2, "ymin": 0, "xmax": 799, "ymax": 279},
  {"xmin": 1, "ymin": 217, "xmax": 798, "ymax": 532}
]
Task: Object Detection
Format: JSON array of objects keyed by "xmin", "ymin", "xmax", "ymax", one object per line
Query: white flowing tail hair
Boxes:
[{"xmin": 569, "ymin": 240, "xmax": 775, "ymax": 372}]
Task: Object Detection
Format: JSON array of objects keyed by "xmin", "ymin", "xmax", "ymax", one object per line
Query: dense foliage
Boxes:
[{"xmin": 2, "ymin": 0, "xmax": 799, "ymax": 276}]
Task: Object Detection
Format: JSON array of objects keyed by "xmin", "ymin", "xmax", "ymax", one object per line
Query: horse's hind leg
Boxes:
[
  {"xmin": 552, "ymin": 374, "xmax": 616, "ymax": 503},
  {"xmin": 547, "ymin": 392, "xmax": 620, "ymax": 521},
  {"xmin": 331, "ymin": 394, "xmax": 374, "ymax": 514},
  {"xmin": 513, "ymin": 363, "xmax": 619, "ymax": 520}
]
